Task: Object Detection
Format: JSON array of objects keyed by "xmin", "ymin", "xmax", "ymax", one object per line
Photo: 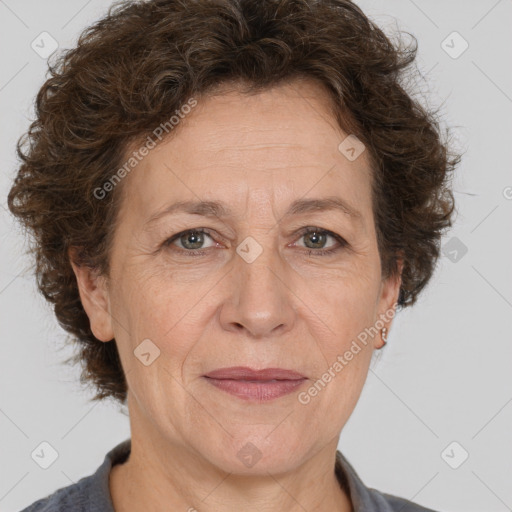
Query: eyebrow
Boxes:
[{"xmin": 145, "ymin": 196, "xmax": 362, "ymax": 226}]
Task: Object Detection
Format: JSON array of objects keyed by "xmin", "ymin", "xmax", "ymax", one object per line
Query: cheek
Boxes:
[
  {"xmin": 309, "ymin": 282, "xmax": 377, "ymax": 384},
  {"xmin": 108, "ymin": 263, "xmax": 206, "ymax": 370},
  {"xmin": 306, "ymin": 261, "xmax": 382, "ymax": 342},
  {"xmin": 298, "ymin": 279, "xmax": 377, "ymax": 424},
  {"xmin": 296, "ymin": 262, "xmax": 380, "ymax": 406}
]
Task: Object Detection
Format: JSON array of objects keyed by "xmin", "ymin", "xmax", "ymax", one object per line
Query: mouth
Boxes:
[{"xmin": 203, "ymin": 366, "xmax": 307, "ymax": 401}]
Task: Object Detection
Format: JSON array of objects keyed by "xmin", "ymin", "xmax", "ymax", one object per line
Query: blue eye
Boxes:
[{"xmin": 163, "ymin": 227, "xmax": 347, "ymax": 257}]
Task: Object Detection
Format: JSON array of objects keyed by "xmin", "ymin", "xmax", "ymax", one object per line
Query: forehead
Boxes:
[{"xmin": 120, "ymin": 79, "xmax": 373, "ymax": 223}]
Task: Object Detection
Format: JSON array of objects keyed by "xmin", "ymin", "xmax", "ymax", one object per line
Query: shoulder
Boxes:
[
  {"xmin": 19, "ymin": 438, "xmax": 131, "ymax": 512},
  {"xmin": 19, "ymin": 477, "xmax": 92, "ymax": 511},
  {"xmin": 335, "ymin": 450, "xmax": 440, "ymax": 512},
  {"xmin": 368, "ymin": 488, "xmax": 440, "ymax": 511}
]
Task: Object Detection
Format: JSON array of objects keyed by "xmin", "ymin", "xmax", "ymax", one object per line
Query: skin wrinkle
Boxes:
[{"xmin": 71, "ymin": 79, "xmax": 402, "ymax": 512}]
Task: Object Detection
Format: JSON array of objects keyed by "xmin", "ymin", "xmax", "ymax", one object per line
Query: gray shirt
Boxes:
[{"xmin": 20, "ymin": 438, "xmax": 439, "ymax": 511}]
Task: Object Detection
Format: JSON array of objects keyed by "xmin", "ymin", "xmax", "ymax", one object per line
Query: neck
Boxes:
[
  {"xmin": 109, "ymin": 398, "xmax": 353, "ymax": 512},
  {"xmin": 110, "ymin": 438, "xmax": 352, "ymax": 512}
]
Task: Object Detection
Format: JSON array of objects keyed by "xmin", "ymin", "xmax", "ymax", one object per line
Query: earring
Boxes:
[{"xmin": 380, "ymin": 327, "xmax": 388, "ymax": 347}]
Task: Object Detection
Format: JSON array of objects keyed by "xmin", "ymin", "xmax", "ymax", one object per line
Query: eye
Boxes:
[
  {"xmin": 164, "ymin": 228, "xmax": 217, "ymax": 255},
  {"xmin": 293, "ymin": 227, "xmax": 347, "ymax": 256}
]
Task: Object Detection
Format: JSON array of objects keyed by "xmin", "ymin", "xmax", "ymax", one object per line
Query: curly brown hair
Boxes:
[{"xmin": 7, "ymin": 0, "xmax": 460, "ymax": 405}]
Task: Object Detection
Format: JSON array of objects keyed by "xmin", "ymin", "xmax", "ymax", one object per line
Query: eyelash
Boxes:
[{"xmin": 162, "ymin": 227, "xmax": 347, "ymax": 257}]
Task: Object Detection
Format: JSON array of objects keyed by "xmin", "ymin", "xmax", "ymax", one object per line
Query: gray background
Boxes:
[{"xmin": 1, "ymin": 1, "xmax": 511, "ymax": 511}]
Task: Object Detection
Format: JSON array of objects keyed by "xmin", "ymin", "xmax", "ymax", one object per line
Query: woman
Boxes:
[{"xmin": 9, "ymin": 0, "xmax": 459, "ymax": 510}]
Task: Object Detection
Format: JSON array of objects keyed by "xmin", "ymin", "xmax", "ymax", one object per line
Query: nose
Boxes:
[{"xmin": 219, "ymin": 241, "xmax": 296, "ymax": 339}]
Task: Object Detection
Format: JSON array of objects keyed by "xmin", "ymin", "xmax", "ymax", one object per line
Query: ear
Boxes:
[
  {"xmin": 68, "ymin": 247, "xmax": 115, "ymax": 342},
  {"xmin": 374, "ymin": 255, "xmax": 404, "ymax": 346}
]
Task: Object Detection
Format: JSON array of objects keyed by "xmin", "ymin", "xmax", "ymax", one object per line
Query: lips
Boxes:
[
  {"xmin": 203, "ymin": 367, "xmax": 307, "ymax": 401},
  {"xmin": 204, "ymin": 366, "xmax": 306, "ymax": 381}
]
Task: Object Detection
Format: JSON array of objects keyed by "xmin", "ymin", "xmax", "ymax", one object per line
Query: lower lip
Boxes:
[{"xmin": 204, "ymin": 377, "xmax": 307, "ymax": 401}]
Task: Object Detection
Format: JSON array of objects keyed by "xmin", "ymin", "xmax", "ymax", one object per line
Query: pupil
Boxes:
[
  {"xmin": 182, "ymin": 231, "xmax": 203, "ymax": 249},
  {"xmin": 306, "ymin": 231, "xmax": 325, "ymax": 249}
]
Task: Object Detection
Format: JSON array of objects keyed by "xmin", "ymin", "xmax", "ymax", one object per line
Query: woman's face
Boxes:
[{"xmin": 75, "ymin": 79, "xmax": 401, "ymax": 474}]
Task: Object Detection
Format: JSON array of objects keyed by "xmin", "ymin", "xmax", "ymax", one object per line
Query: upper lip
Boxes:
[{"xmin": 204, "ymin": 366, "xmax": 306, "ymax": 381}]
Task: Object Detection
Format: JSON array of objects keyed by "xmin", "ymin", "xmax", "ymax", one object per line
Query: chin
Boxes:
[{"xmin": 201, "ymin": 432, "xmax": 307, "ymax": 476}]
